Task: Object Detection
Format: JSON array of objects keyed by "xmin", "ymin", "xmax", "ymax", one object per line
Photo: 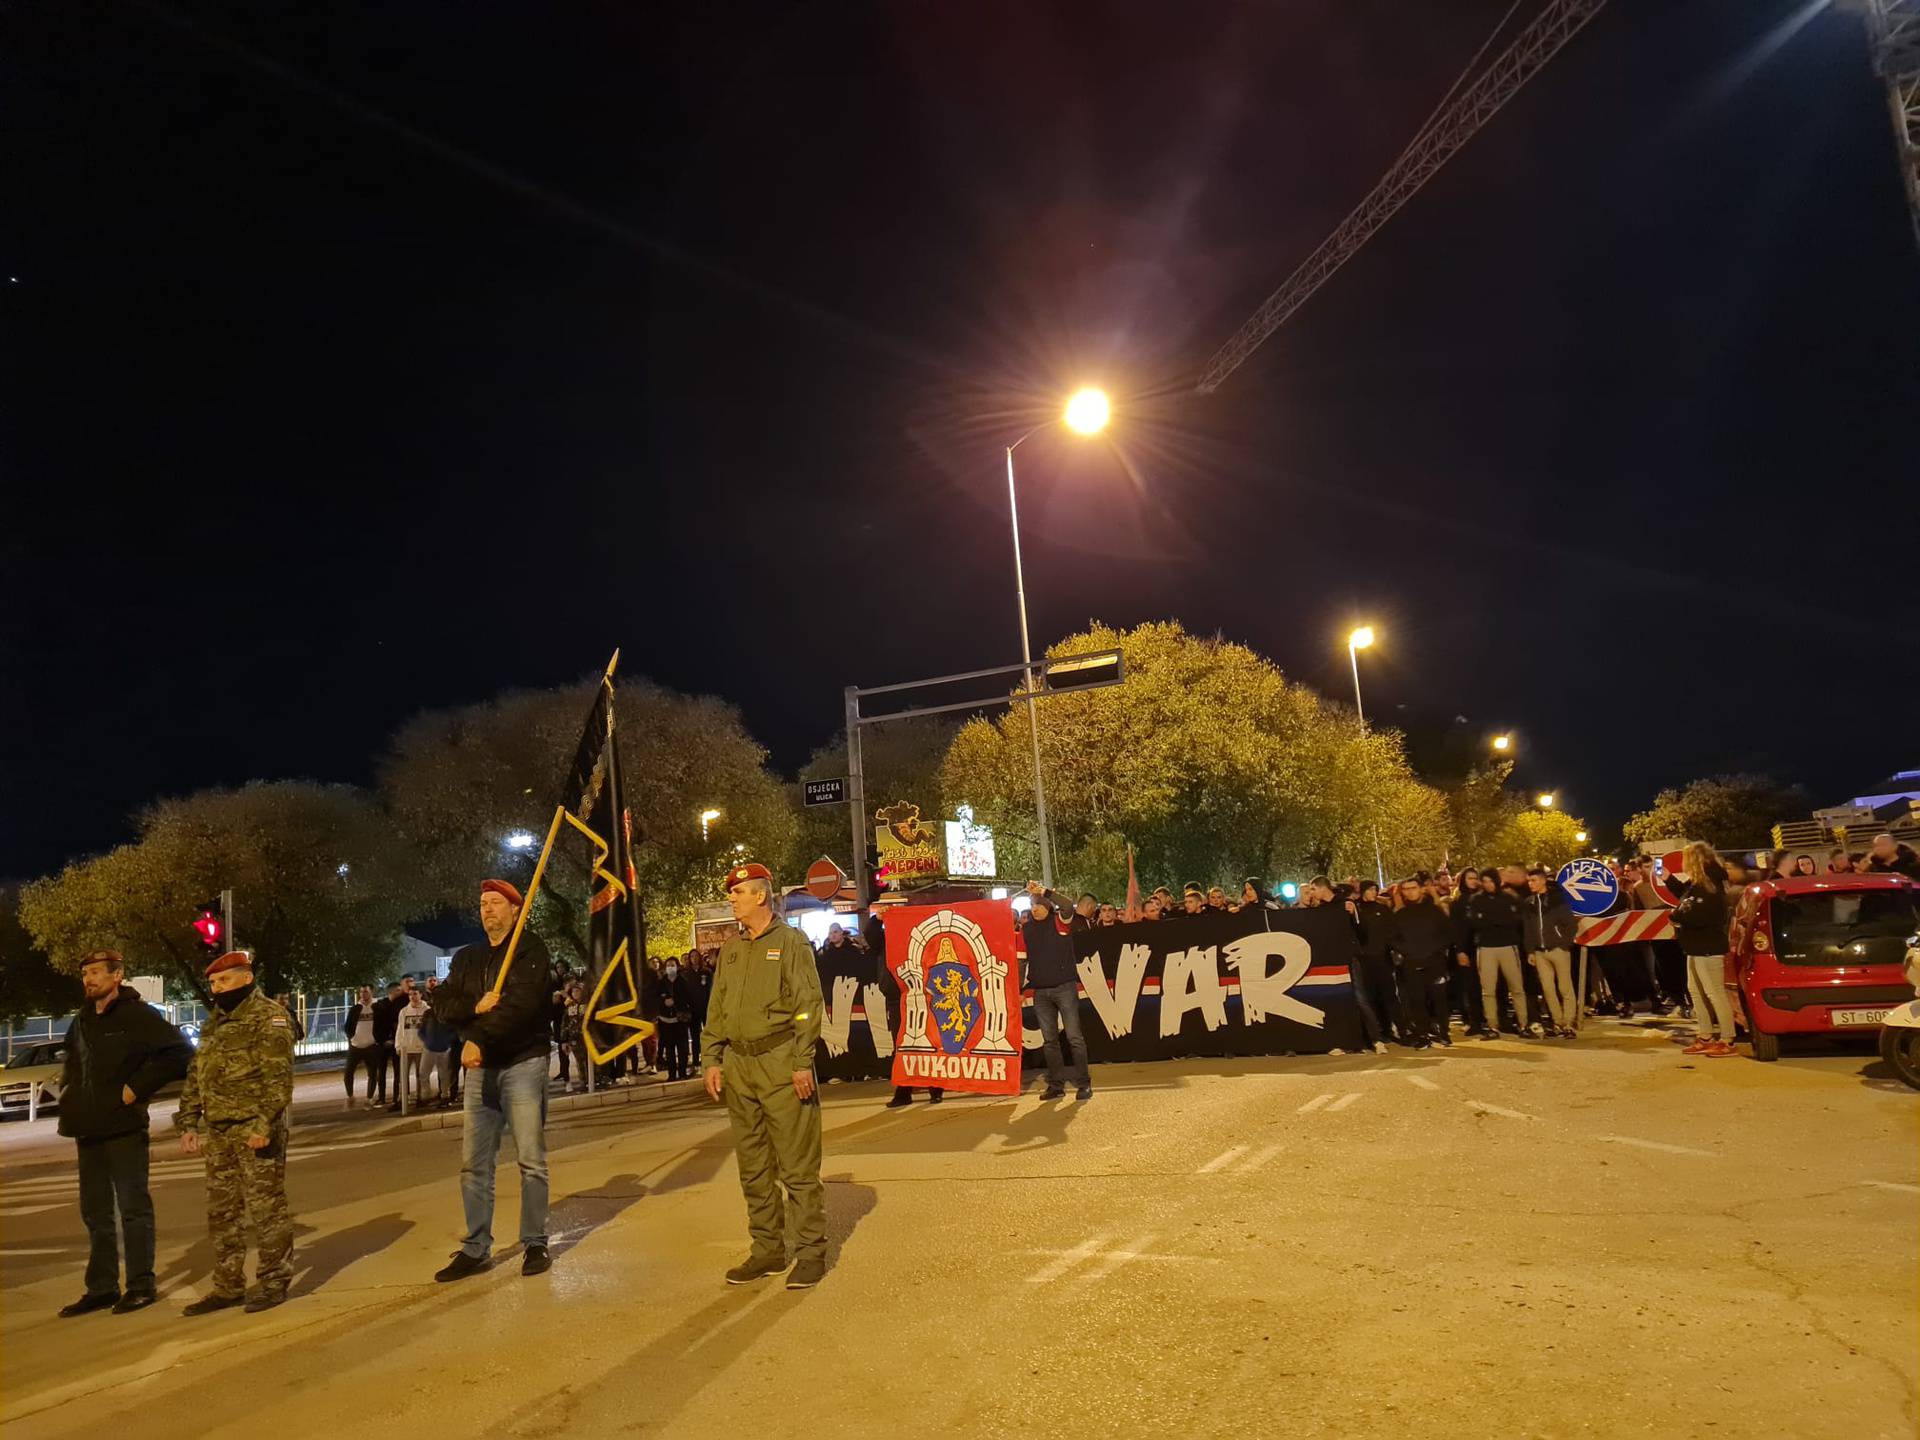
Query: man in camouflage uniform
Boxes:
[
  {"xmin": 174, "ymin": 950, "xmax": 296, "ymax": 1315},
  {"xmin": 701, "ymin": 862, "xmax": 828, "ymax": 1290}
]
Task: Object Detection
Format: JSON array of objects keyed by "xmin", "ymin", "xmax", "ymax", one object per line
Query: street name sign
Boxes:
[{"xmin": 803, "ymin": 777, "xmax": 846, "ymax": 807}]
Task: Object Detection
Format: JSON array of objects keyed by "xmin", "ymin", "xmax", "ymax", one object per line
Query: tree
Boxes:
[
  {"xmin": 17, "ymin": 783, "xmax": 417, "ymax": 996},
  {"xmin": 0, "ymin": 886, "xmax": 80, "ymax": 1023},
  {"xmin": 1622, "ymin": 774, "xmax": 1807, "ymax": 850},
  {"xmin": 793, "ymin": 714, "xmax": 962, "ymax": 878},
  {"xmin": 1486, "ymin": 810, "xmax": 1589, "ymax": 871},
  {"xmin": 377, "ymin": 677, "xmax": 796, "ymax": 960},
  {"xmin": 1444, "ymin": 762, "xmax": 1525, "ymax": 865},
  {"xmin": 938, "ymin": 620, "xmax": 1453, "ymax": 897}
]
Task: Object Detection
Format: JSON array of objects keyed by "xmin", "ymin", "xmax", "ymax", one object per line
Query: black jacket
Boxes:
[
  {"xmin": 1021, "ymin": 913, "xmax": 1080, "ymax": 990},
  {"xmin": 433, "ymin": 932, "xmax": 554, "ymax": 1068},
  {"xmin": 1521, "ymin": 887, "xmax": 1579, "ymax": 952},
  {"xmin": 1352, "ymin": 899, "xmax": 1395, "ymax": 960},
  {"xmin": 1666, "ymin": 875, "xmax": 1731, "ymax": 955},
  {"xmin": 649, "ymin": 970, "xmax": 693, "ymax": 1025},
  {"xmin": 370, "ymin": 994, "xmax": 402, "ymax": 1045},
  {"xmin": 1864, "ymin": 844, "xmax": 1920, "ymax": 880},
  {"xmin": 1463, "ymin": 889, "xmax": 1527, "ymax": 949},
  {"xmin": 57, "ymin": 988, "xmax": 194, "ymax": 1141},
  {"xmin": 1387, "ymin": 900, "xmax": 1454, "ymax": 964}
]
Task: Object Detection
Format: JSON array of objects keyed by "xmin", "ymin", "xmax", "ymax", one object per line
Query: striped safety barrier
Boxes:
[{"xmin": 1574, "ymin": 908, "xmax": 1675, "ymax": 946}]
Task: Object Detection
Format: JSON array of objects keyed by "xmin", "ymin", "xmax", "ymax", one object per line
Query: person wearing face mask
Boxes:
[
  {"xmin": 172, "ymin": 950, "xmax": 297, "ymax": 1315},
  {"xmin": 654, "ymin": 954, "xmax": 694, "ymax": 1081}
]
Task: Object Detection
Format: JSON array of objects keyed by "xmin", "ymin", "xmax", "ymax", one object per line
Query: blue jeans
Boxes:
[
  {"xmin": 459, "ymin": 1051, "xmax": 549, "ymax": 1257},
  {"xmin": 1030, "ymin": 982, "xmax": 1090, "ymax": 1091}
]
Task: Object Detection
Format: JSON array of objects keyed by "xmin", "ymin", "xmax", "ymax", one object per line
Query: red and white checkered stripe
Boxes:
[{"xmin": 1574, "ymin": 909, "xmax": 1675, "ymax": 946}]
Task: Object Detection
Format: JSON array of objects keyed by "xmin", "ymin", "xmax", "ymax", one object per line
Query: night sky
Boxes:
[{"xmin": 6, "ymin": 0, "xmax": 1917, "ymax": 880}]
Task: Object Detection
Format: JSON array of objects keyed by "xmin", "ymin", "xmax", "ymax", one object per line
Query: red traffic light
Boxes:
[{"xmin": 193, "ymin": 912, "xmax": 223, "ymax": 947}]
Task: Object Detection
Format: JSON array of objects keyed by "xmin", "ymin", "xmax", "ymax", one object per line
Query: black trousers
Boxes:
[
  {"xmin": 76, "ymin": 1131, "xmax": 154, "ymax": 1296},
  {"xmin": 368, "ymin": 1042, "xmax": 397, "ymax": 1102},
  {"xmin": 1447, "ymin": 957, "xmax": 1485, "ymax": 1030},
  {"xmin": 1351, "ymin": 956, "xmax": 1400, "ymax": 1044},
  {"xmin": 659, "ymin": 1022, "xmax": 691, "ymax": 1079},
  {"xmin": 1398, "ymin": 961, "xmax": 1450, "ymax": 1043},
  {"xmin": 344, "ymin": 1045, "xmax": 380, "ymax": 1099}
]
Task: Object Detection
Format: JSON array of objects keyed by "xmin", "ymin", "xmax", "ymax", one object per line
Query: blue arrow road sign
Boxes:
[{"xmin": 1556, "ymin": 858, "xmax": 1619, "ymax": 917}]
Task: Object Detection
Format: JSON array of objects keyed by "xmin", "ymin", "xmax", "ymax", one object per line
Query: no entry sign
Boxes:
[{"xmin": 805, "ymin": 856, "xmax": 847, "ymax": 900}]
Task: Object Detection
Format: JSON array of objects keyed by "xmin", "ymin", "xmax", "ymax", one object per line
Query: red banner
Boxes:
[{"xmin": 884, "ymin": 899, "xmax": 1022, "ymax": 1095}]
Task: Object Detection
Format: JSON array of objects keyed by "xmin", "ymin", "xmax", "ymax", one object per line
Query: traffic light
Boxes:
[{"xmin": 192, "ymin": 898, "xmax": 224, "ymax": 953}]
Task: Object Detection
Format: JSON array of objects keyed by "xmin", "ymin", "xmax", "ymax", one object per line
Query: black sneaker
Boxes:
[
  {"xmin": 112, "ymin": 1289, "xmax": 157, "ymax": 1315},
  {"xmin": 1075, "ymin": 1086, "xmax": 1093, "ymax": 1102},
  {"xmin": 927, "ymin": 1089, "xmax": 943, "ymax": 1104},
  {"xmin": 885, "ymin": 1091, "xmax": 912, "ymax": 1109},
  {"xmin": 58, "ymin": 1291, "xmax": 119, "ymax": 1318},
  {"xmin": 522, "ymin": 1244, "xmax": 551, "ymax": 1276},
  {"xmin": 181, "ymin": 1292, "xmax": 246, "ymax": 1317},
  {"xmin": 785, "ymin": 1258, "xmax": 825, "ymax": 1290},
  {"xmin": 1040, "ymin": 1086, "xmax": 1066, "ymax": 1101},
  {"xmin": 1436, "ymin": 1034, "xmax": 1453, "ymax": 1047},
  {"xmin": 725, "ymin": 1252, "xmax": 789, "ymax": 1285},
  {"xmin": 434, "ymin": 1252, "xmax": 491, "ymax": 1283},
  {"xmin": 243, "ymin": 1291, "xmax": 286, "ymax": 1314}
]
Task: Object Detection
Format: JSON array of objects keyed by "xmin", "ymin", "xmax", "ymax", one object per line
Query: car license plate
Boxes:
[{"xmin": 1830, "ymin": 1007, "xmax": 1892, "ymax": 1027}]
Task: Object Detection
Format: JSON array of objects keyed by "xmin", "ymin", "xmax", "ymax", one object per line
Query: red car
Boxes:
[{"xmin": 1726, "ymin": 873, "xmax": 1918, "ymax": 1060}]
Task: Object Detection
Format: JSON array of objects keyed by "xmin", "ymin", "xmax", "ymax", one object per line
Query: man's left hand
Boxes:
[
  {"xmin": 121, "ymin": 1084, "xmax": 136, "ymax": 1105},
  {"xmin": 461, "ymin": 1041, "xmax": 483, "ymax": 1069},
  {"xmin": 475, "ymin": 992, "xmax": 500, "ymax": 1015},
  {"xmin": 245, "ymin": 1133, "xmax": 269, "ymax": 1151},
  {"xmin": 792, "ymin": 1069, "xmax": 816, "ymax": 1101}
]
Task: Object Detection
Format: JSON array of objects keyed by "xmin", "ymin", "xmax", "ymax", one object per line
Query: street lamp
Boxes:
[
  {"xmin": 699, "ymin": 808, "xmax": 721, "ymax": 842},
  {"xmin": 1492, "ymin": 733, "xmax": 1512, "ymax": 753},
  {"xmin": 1536, "ymin": 793, "xmax": 1557, "ymax": 810},
  {"xmin": 1575, "ymin": 830, "xmax": 1589, "ymax": 844},
  {"xmin": 1346, "ymin": 625, "xmax": 1386, "ymax": 889},
  {"xmin": 1004, "ymin": 387, "xmax": 1111, "ymax": 888}
]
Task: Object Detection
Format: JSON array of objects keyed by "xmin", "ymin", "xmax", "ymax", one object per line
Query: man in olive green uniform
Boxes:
[
  {"xmin": 174, "ymin": 950, "xmax": 296, "ymax": 1315},
  {"xmin": 701, "ymin": 862, "xmax": 827, "ymax": 1289}
]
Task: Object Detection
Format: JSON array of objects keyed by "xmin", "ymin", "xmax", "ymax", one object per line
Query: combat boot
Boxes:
[
  {"xmin": 785, "ymin": 1257, "xmax": 825, "ymax": 1290},
  {"xmin": 182, "ymin": 1292, "xmax": 246, "ymax": 1317},
  {"xmin": 724, "ymin": 1252, "xmax": 789, "ymax": 1285}
]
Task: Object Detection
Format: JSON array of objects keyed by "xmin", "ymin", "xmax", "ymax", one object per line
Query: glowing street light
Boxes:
[
  {"xmin": 1575, "ymin": 830, "xmax": 1589, "ymax": 844},
  {"xmin": 1063, "ymin": 387, "xmax": 1111, "ymax": 435},
  {"xmin": 504, "ymin": 830, "xmax": 537, "ymax": 851},
  {"xmin": 1537, "ymin": 793, "xmax": 1557, "ymax": 810},
  {"xmin": 1004, "ymin": 385, "xmax": 1116, "ymax": 888},
  {"xmin": 1492, "ymin": 733, "xmax": 1512, "ymax": 752},
  {"xmin": 699, "ymin": 808, "xmax": 722, "ymax": 842},
  {"xmin": 1345, "ymin": 625, "xmax": 1385, "ymax": 888}
]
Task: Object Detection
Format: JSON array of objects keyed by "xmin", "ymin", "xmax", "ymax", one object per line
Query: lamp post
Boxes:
[
  {"xmin": 699, "ymin": 808, "xmax": 721, "ymax": 843},
  {"xmin": 1004, "ymin": 386, "xmax": 1110, "ymax": 889},
  {"xmin": 1346, "ymin": 626, "xmax": 1386, "ymax": 889}
]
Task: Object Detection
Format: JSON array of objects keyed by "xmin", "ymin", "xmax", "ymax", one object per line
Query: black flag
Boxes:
[{"xmin": 565, "ymin": 653, "xmax": 653, "ymax": 1064}]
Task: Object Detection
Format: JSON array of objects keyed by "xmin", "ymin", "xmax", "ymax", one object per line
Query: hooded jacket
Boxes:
[{"xmin": 57, "ymin": 988, "xmax": 193, "ymax": 1141}]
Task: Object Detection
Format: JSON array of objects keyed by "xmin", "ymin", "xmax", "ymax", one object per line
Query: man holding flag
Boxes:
[{"xmin": 431, "ymin": 877, "xmax": 554, "ymax": 1282}]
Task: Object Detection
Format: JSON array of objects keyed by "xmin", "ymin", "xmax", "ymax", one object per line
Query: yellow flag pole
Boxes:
[{"xmin": 492, "ymin": 804, "xmax": 566, "ymax": 996}]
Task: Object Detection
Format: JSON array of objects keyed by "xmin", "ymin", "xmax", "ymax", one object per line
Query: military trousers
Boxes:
[
  {"xmin": 721, "ymin": 1048, "xmax": 825, "ymax": 1265},
  {"xmin": 203, "ymin": 1121, "xmax": 293, "ymax": 1299}
]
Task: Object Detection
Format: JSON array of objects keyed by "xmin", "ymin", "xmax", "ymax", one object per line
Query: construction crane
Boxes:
[
  {"xmin": 1856, "ymin": 0, "xmax": 1920, "ymax": 251},
  {"xmin": 1194, "ymin": 0, "xmax": 1608, "ymax": 395}
]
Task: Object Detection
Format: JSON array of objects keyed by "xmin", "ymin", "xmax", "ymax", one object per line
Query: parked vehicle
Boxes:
[
  {"xmin": 0, "ymin": 1041, "xmax": 67, "ymax": 1117},
  {"xmin": 1726, "ymin": 874, "xmax": 1919, "ymax": 1061},
  {"xmin": 1878, "ymin": 944, "xmax": 1920, "ymax": 1090}
]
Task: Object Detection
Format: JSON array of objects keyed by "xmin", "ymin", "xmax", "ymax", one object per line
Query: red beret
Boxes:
[
  {"xmin": 204, "ymin": 950, "xmax": 253, "ymax": 978},
  {"xmin": 724, "ymin": 862, "xmax": 772, "ymax": 893},
  {"xmin": 480, "ymin": 878, "xmax": 523, "ymax": 908}
]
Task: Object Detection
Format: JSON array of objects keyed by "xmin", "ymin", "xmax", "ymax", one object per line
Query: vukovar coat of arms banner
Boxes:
[{"xmin": 883, "ymin": 900, "xmax": 1021, "ymax": 1095}]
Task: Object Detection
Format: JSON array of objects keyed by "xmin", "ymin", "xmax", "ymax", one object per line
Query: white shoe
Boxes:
[{"xmin": 1372, "ymin": 1042, "xmax": 1388, "ymax": 1055}]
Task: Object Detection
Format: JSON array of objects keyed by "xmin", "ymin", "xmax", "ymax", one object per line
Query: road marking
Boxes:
[
  {"xmin": 1021, "ymin": 1235, "xmax": 1217, "ymax": 1285},
  {"xmin": 1861, "ymin": 1180, "xmax": 1920, "ymax": 1195},
  {"xmin": 0, "ymin": 1246, "xmax": 71, "ymax": 1256},
  {"xmin": 1235, "ymin": 1143, "xmax": 1285, "ymax": 1175},
  {"xmin": 1465, "ymin": 1100, "xmax": 1537, "ymax": 1122},
  {"xmin": 1326, "ymin": 1092, "xmax": 1362, "ymax": 1112},
  {"xmin": 1296, "ymin": 1094, "xmax": 1332, "ymax": 1113},
  {"xmin": 0, "ymin": 1203, "xmax": 63, "ymax": 1217},
  {"xmin": 1405, "ymin": 1075, "xmax": 1441, "ymax": 1091},
  {"xmin": 1196, "ymin": 1145, "xmax": 1249, "ymax": 1174},
  {"xmin": 1597, "ymin": 1135, "xmax": 1714, "ymax": 1157},
  {"xmin": 1025, "ymin": 1234, "xmax": 1114, "ymax": 1284}
]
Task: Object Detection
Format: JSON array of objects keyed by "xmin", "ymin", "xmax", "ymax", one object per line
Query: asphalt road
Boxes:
[{"xmin": 1, "ymin": 1018, "xmax": 1913, "ymax": 1440}]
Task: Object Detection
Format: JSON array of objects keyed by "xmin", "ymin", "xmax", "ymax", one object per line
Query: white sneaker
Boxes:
[{"xmin": 1372, "ymin": 1042, "xmax": 1388, "ymax": 1055}]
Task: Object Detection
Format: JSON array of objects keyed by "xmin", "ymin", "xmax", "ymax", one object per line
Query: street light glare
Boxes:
[
  {"xmin": 699, "ymin": 808, "xmax": 722, "ymax": 823},
  {"xmin": 1492, "ymin": 734, "xmax": 1511, "ymax": 752},
  {"xmin": 1537, "ymin": 793, "xmax": 1557, "ymax": 810},
  {"xmin": 1348, "ymin": 625, "xmax": 1375, "ymax": 650},
  {"xmin": 1063, "ymin": 387, "xmax": 1110, "ymax": 435},
  {"xmin": 1575, "ymin": 830, "xmax": 1589, "ymax": 844},
  {"xmin": 504, "ymin": 831, "xmax": 536, "ymax": 851}
]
